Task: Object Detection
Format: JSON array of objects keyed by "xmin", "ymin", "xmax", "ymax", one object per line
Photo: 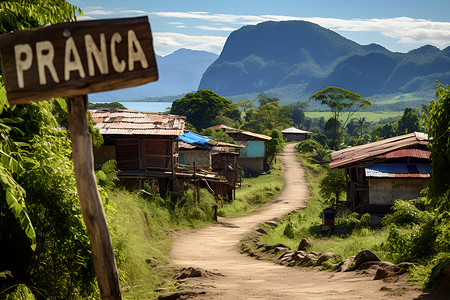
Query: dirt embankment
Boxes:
[{"xmin": 169, "ymin": 143, "xmax": 424, "ymax": 299}]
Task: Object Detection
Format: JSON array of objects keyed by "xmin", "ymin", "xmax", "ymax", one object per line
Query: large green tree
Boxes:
[
  {"xmin": 310, "ymin": 86, "xmax": 372, "ymax": 149},
  {"xmin": 427, "ymin": 83, "xmax": 450, "ymax": 203},
  {"xmin": 398, "ymin": 107, "xmax": 420, "ymax": 134},
  {"xmin": 0, "ymin": 2, "xmax": 98, "ymax": 298},
  {"xmin": 170, "ymin": 90, "xmax": 237, "ymax": 131}
]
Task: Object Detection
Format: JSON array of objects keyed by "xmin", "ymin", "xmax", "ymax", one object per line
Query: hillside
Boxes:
[
  {"xmin": 89, "ymin": 48, "xmax": 218, "ymax": 101},
  {"xmin": 198, "ymin": 21, "xmax": 450, "ymax": 106}
]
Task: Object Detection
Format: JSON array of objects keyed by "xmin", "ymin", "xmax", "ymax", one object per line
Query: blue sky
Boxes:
[{"xmin": 72, "ymin": 0, "xmax": 450, "ymax": 56}]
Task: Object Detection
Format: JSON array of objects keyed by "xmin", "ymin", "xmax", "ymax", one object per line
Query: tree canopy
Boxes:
[
  {"xmin": 170, "ymin": 90, "xmax": 237, "ymax": 131},
  {"xmin": 310, "ymin": 86, "xmax": 372, "ymax": 149},
  {"xmin": 427, "ymin": 83, "xmax": 450, "ymax": 202}
]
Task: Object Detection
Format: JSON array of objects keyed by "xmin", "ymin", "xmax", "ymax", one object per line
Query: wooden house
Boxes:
[
  {"xmin": 91, "ymin": 110, "xmax": 233, "ymax": 202},
  {"xmin": 281, "ymin": 127, "xmax": 312, "ymax": 142},
  {"xmin": 91, "ymin": 109, "xmax": 185, "ymax": 175},
  {"xmin": 178, "ymin": 131, "xmax": 216, "ymax": 169},
  {"xmin": 212, "ymin": 141, "xmax": 244, "ymax": 193},
  {"xmin": 178, "ymin": 131, "xmax": 243, "ymax": 200},
  {"xmin": 329, "ymin": 132, "xmax": 430, "ymax": 214},
  {"xmin": 226, "ymin": 130, "xmax": 272, "ymax": 176}
]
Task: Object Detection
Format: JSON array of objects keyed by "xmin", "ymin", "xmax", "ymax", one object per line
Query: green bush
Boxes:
[
  {"xmin": 382, "ymin": 199, "xmax": 432, "ymax": 226},
  {"xmin": 355, "ymin": 213, "xmax": 371, "ymax": 230},
  {"xmin": 296, "ymin": 139, "xmax": 323, "ymax": 153},
  {"xmin": 283, "ymin": 220, "xmax": 297, "ymax": 239}
]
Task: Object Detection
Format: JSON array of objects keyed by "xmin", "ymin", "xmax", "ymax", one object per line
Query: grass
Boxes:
[
  {"xmin": 259, "ymin": 152, "xmax": 391, "ymax": 262},
  {"xmin": 305, "ymin": 111, "xmax": 402, "ymax": 122},
  {"xmin": 218, "ymin": 160, "xmax": 284, "ymax": 217},
  {"xmin": 106, "ymin": 188, "xmax": 216, "ymax": 298},
  {"xmin": 105, "ymin": 160, "xmax": 285, "ymax": 297}
]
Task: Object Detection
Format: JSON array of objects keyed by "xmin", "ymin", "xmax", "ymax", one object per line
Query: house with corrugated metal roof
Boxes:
[
  {"xmin": 90, "ymin": 109, "xmax": 231, "ymax": 201},
  {"xmin": 225, "ymin": 130, "xmax": 272, "ymax": 176},
  {"xmin": 329, "ymin": 132, "xmax": 431, "ymax": 214},
  {"xmin": 91, "ymin": 109, "xmax": 185, "ymax": 176},
  {"xmin": 281, "ymin": 127, "xmax": 313, "ymax": 142},
  {"xmin": 178, "ymin": 131, "xmax": 244, "ymax": 200}
]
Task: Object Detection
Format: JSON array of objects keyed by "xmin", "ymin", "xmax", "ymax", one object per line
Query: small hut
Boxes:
[
  {"xmin": 329, "ymin": 132, "xmax": 431, "ymax": 214},
  {"xmin": 281, "ymin": 127, "xmax": 312, "ymax": 142},
  {"xmin": 226, "ymin": 130, "xmax": 272, "ymax": 176},
  {"xmin": 178, "ymin": 131, "xmax": 216, "ymax": 169}
]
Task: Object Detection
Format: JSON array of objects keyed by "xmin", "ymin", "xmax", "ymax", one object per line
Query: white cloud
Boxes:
[
  {"xmin": 149, "ymin": 12, "xmax": 450, "ymax": 49},
  {"xmin": 153, "ymin": 32, "xmax": 226, "ymax": 55},
  {"xmin": 195, "ymin": 25, "xmax": 237, "ymax": 31}
]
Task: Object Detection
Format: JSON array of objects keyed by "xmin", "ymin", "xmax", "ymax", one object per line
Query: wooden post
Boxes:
[{"xmin": 67, "ymin": 95, "xmax": 121, "ymax": 300}]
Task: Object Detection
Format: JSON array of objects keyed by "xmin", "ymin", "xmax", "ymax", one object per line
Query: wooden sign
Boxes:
[{"xmin": 0, "ymin": 16, "xmax": 158, "ymax": 104}]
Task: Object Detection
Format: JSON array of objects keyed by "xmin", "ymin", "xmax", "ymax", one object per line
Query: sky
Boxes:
[{"xmin": 71, "ymin": 0, "xmax": 450, "ymax": 56}]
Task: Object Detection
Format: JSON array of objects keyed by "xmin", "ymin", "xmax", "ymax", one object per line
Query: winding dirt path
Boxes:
[{"xmin": 170, "ymin": 143, "xmax": 423, "ymax": 299}]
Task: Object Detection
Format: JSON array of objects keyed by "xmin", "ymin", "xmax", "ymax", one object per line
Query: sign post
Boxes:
[{"xmin": 0, "ymin": 17, "xmax": 159, "ymax": 299}]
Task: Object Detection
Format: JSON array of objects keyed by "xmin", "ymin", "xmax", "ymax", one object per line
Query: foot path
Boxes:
[{"xmin": 170, "ymin": 143, "xmax": 423, "ymax": 299}]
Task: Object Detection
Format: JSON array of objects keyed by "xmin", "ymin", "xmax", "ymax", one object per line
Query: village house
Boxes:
[
  {"xmin": 91, "ymin": 109, "xmax": 234, "ymax": 200},
  {"xmin": 281, "ymin": 127, "xmax": 313, "ymax": 142},
  {"xmin": 178, "ymin": 131, "xmax": 243, "ymax": 200},
  {"xmin": 329, "ymin": 132, "xmax": 431, "ymax": 214},
  {"xmin": 91, "ymin": 108, "xmax": 184, "ymax": 177},
  {"xmin": 178, "ymin": 131, "xmax": 216, "ymax": 169},
  {"xmin": 225, "ymin": 130, "xmax": 272, "ymax": 176}
]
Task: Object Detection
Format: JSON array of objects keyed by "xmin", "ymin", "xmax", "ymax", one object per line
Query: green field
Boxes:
[{"xmin": 305, "ymin": 111, "xmax": 402, "ymax": 122}]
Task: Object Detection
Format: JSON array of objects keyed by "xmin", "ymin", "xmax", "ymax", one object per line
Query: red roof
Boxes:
[
  {"xmin": 90, "ymin": 109, "xmax": 185, "ymax": 136},
  {"xmin": 382, "ymin": 148, "xmax": 431, "ymax": 159},
  {"xmin": 329, "ymin": 132, "xmax": 429, "ymax": 169}
]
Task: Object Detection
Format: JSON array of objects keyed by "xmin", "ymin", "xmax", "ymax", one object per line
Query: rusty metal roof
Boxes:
[
  {"xmin": 208, "ymin": 124, "xmax": 237, "ymax": 131},
  {"xmin": 226, "ymin": 130, "xmax": 272, "ymax": 141},
  {"xmin": 365, "ymin": 164, "xmax": 431, "ymax": 178},
  {"xmin": 90, "ymin": 109, "xmax": 185, "ymax": 136},
  {"xmin": 381, "ymin": 148, "xmax": 431, "ymax": 159},
  {"xmin": 330, "ymin": 132, "xmax": 429, "ymax": 169}
]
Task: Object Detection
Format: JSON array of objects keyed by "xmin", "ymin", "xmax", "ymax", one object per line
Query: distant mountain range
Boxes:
[
  {"xmin": 89, "ymin": 48, "xmax": 218, "ymax": 102},
  {"xmin": 198, "ymin": 21, "xmax": 450, "ymax": 107}
]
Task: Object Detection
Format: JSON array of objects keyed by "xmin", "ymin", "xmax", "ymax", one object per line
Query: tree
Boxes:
[
  {"xmin": 310, "ymin": 87, "xmax": 372, "ymax": 149},
  {"xmin": 237, "ymin": 99, "xmax": 254, "ymax": 114},
  {"xmin": 0, "ymin": 1, "xmax": 82, "ymax": 34},
  {"xmin": 426, "ymin": 83, "xmax": 450, "ymax": 202},
  {"xmin": 319, "ymin": 168, "xmax": 347, "ymax": 208},
  {"xmin": 398, "ymin": 107, "xmax": 420, "ymax": 134},
  {"xmin": 290, "ymin": 101, "xmax": 308, "ymax": 126},
  {"xmin": 257, "ymin": 93, "xmax": 280, "ymax": 106},
  {"xmin": 170, "ymin": 90, "xmax": 236, "ymax": 131},
  {"xmin": 372, "ymin": 122, "xmax": 398, "ymax": 139},
  {"xmin": 266, "ymin": 129, "xmax": 284, "ymax": 164}
]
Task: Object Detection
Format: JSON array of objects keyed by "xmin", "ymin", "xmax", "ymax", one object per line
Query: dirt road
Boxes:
[{"xmin": 170, "ymin": 143, "xmax": 423, "ymax": 299}]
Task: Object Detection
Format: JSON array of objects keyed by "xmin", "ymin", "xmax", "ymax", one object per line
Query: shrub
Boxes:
[
  {"xmin": 296, "ymin": 139, "xmax": 323, "ymax": 153},
  {"xmin": 355, "ymin": 213, "xmax": 371, "ymax": 230},
  {"xmin": 382, "ymin": 199, "xmax": 432, "ymax": 226}
]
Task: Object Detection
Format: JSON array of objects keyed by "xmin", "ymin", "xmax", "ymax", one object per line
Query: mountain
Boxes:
[
  {"xmin": 198, "ymin": 21, "xmax": 450, "ymax": 104},
  {"xmin": 89, "ymin": 48, "xmax": 218, "ymax": 101}
]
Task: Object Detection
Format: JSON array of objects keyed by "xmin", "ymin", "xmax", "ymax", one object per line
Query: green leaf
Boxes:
[{"xmin": 0, "ymin": 166, "xmax": 36, "ymax": 250}]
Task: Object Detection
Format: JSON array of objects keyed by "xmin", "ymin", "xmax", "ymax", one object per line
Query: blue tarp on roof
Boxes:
[
  {"xmin": 365, "ymin": 164, "xmax": 432, "ymax": 178},
  {"xmin": 179, "ymin": 131, "xmax": 212, "ymax": 149}
]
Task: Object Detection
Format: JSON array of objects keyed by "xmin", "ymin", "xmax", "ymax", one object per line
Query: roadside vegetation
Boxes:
[
  {"xmin": 218, "ymin": 160, "xmax": 283, "ymax": 217},
  {"xmin": 258, "ymin": 83, "xmax": 450, "ymax": 289},
  {"xmin": 0, "ymin": 1, "xmax": 448, "ymax": 298}
]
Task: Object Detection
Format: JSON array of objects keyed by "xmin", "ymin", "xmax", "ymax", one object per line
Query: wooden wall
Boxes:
[{"xmin": 368, "ymin": 178, "xmax": 429, "ymax": 205}]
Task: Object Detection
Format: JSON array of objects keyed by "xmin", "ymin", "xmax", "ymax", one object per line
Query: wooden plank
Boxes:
[
  {"xmin": 0, "ymin": 17, "xmax": 157, "ymax": 104},
  {"xmin": 67, "ymin": 95, "xmax": 121, "ymax": 300}
]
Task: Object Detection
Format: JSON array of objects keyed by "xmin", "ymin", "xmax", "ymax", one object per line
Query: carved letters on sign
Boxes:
[
  {"xmin": 14, "ymin": 30, "xmax": 148, "ymax": 88},
  {"xmin": 0, "ymin": 17, "xmax": 158, "ymax": 104}
]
